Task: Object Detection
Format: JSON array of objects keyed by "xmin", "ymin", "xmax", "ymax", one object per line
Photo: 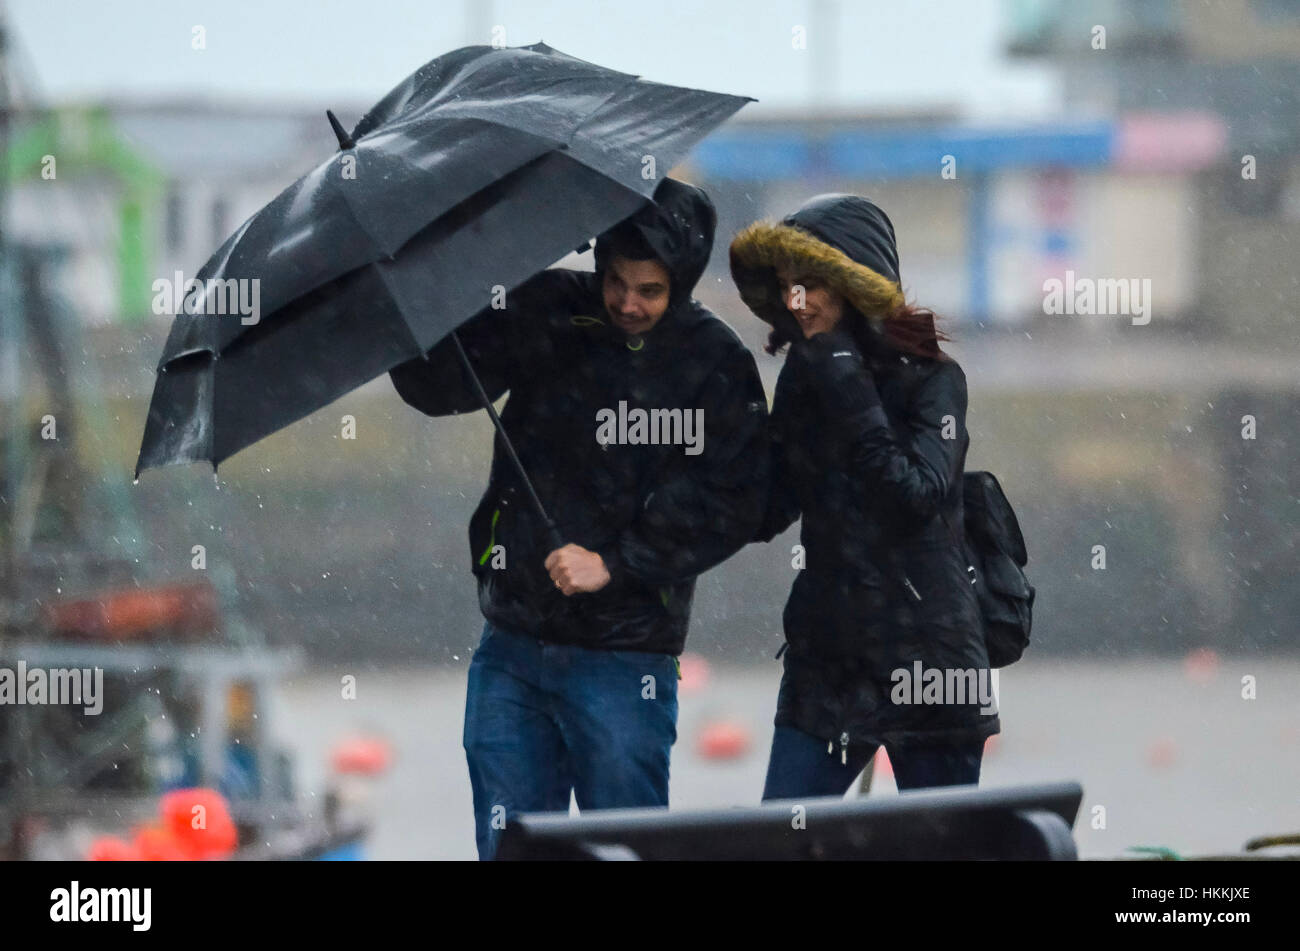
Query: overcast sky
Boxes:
[{"xmin": 9, "ymin": 0, "xmax": 1058, "ymax": 118}]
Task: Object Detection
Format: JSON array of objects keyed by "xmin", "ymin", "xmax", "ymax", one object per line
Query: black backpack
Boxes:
[
  {"xmin": 891, "ymin": 365, "xmax": 1035, "ymax": 667},
  {"xmin": 957, "ymin": 471, "xmax": 1035, "ymax": 667}
]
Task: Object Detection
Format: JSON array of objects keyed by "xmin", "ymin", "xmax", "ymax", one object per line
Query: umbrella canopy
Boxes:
[{"xmin": 135, "ymin": 42, "xmax": 750, "ymax": 476}]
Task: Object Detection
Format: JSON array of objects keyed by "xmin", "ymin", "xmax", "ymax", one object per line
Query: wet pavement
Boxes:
[{"xmin": 279, "ymin": 657, "xmax": 1300, "ymax": 860}]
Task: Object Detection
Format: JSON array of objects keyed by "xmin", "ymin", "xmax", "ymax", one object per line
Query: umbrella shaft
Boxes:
[{"xmin": 449, "ymin": 330, "xmax": 564, "ymax": 552}]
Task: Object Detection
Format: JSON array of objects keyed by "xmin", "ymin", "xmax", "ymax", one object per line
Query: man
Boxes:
[{"xmin": 389, "ymin": 178, "xmax": 769, "ymax": 860}]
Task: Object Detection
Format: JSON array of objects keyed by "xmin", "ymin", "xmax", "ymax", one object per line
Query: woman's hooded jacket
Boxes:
[{"xmin": 731, "ymin": 194, "xmax": 1000, "ymax": 757}]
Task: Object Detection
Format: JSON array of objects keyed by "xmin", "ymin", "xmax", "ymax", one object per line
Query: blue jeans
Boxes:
[
  {"xmin": 463, "ymin": 621, "xmax": 679, "ymax": 860},
  {"xmin": 761, "ymin": 725, "xmax": 983, "ymax": 801}
]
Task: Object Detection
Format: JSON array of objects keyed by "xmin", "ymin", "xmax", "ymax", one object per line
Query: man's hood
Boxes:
[{"xmin": 594, "ymin": 177, "xmax": 717, "ymax": 312}]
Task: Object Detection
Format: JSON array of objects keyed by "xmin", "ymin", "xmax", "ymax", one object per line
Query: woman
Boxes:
[{"xmin": 729, "ymin": 193, "xmax": 1000, "ymax": 799}]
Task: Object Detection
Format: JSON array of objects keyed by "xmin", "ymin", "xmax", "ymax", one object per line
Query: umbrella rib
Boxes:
[{"xmin": 328, "ymin": 122, "xmax": 571, "ymax": 257}]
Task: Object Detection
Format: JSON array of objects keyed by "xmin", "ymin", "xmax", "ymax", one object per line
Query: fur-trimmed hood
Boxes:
[{"xmin": 729, "ymin": 194, "xmax": 904, "ymax": 342}]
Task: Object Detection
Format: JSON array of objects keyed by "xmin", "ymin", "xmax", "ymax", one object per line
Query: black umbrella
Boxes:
[{"xmin": 134, "ymin": 42, "xmax": 751, "ymax": 532}]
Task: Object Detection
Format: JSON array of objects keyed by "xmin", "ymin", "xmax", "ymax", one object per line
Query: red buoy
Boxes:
[
  {"xmin": 1146, "ymin": 737, "xmax": 1178, "ymax": 769},
  {"xmin": 132, "ymin": 824, "xmax": 192, "ymax": 861},
  {"xmin": 87, "ymin": 836, "xmax": 140, "ymax": 861},
  {"xmin": 696, "ymin": 721, "xmax": 751, "ymax": 759},
  {"xmin": 332, "ymin": 736, "xmax": 393, "ymax": 775},
  {"xmin": 677, "ymin": 653, "xmax": 711, "ymax": 693},
  {"xmin": 159, "ymin": 788, "xmax": 238, "ymax": 859},
  {"xmin": 1183, "ymin": 648, "xmax": 1220, "ymax": 684}
]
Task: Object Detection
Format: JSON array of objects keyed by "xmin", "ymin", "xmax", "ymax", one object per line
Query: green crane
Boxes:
[{"xmin": 3, "ymin": 104, "xmax": 164, "ymax": 322}]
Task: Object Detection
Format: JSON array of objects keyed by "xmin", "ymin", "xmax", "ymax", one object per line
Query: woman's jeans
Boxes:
[
  {"xmin": 463, "ymin": 621, "xmax": 679, "ymax": 860},
  {"xmin": 761, "ymin": 725, "xmax": 983, "ymax": 801}
]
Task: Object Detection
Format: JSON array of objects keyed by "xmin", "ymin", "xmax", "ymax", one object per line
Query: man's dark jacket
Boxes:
[{"xmin": 390, "ymin": 181, "xmax": 769, "ymax": 655}]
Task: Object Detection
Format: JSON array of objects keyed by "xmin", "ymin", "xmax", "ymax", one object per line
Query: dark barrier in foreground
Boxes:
[{"xmin": 497, "ymin": 781, "xmax": 1084, "ymax": 861}]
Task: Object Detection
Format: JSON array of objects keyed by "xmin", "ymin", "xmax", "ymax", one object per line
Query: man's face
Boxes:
[{"xmin": 602, "ymin": 255, "xmax": 671, "ymax": 335}]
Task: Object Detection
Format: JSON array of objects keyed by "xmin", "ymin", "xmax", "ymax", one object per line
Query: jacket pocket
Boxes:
[
  {"xmin": 468, "ymin": 491, "xmax": 503, "ymax": 578},
  {"xmin": 899, "ymin": 573, "xmax": 923, "ymax": 602},
  {"xmin": 892, "ymin": 539, "xmax": 958, "ymax": 604},
  {"xmin": 470, "ymin": 489, "xmax": 535, "ymax": 586}
]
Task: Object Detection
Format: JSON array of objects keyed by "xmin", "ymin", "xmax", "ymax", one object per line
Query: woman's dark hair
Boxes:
[{"xmin": 764, "ymin": 299, "xmax": 952, "ymax": 361}]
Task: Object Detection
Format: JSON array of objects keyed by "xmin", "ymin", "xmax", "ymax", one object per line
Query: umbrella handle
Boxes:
[{"xmin": 447, "ymin": 330, "xmax": 567, "ymax": 553}]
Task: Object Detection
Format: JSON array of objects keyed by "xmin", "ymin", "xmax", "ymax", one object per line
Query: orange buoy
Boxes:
[
  {"xmin": 1183, "ymin": 648, "xmax": 1220, "ymax": 684},
  {"xmin": 132, "ymin": 824, "xmax": 192, "ymax": 861},
  {"xmin": 332, "ymin": 736, "xmax": 393, "ymax": 775},
  {"xmin": 1146, "ymin": 737, "xmax": 1178, "ymax": 769},
  {"xmin": 677, "ymin": 653, "xmax": 711, "ymax": 693},
  {"xmin": 87, "ymin": 835, "xmax": 140, "ymax": 861},
  {"xmin": 159, "ymin": 788, "xmax": 238, "ymax": 859},
  {"xmin": 696, "ymin": 721, "xmax": 751, "ymax": 759}
]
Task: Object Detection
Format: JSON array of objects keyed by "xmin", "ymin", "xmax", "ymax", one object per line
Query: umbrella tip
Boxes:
[{"xmin": 326, "ymin": 109, "xmax": 355, "ymax": 150}]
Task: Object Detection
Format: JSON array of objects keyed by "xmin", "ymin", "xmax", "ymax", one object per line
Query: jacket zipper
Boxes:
[
  {"xmin": 902, "ymin": 574, "xmax": 922, "ymax": 601},
  {"xmin": 816, "ymin": 579, "xmax": 920, "ymax": 764},
  {"xmin": 819, "ymin": 575, "xmax": 917, "ymax": 763},
  {"xmin": 827, "ymin": 730, "xmax": 850, "ymax": 765}
]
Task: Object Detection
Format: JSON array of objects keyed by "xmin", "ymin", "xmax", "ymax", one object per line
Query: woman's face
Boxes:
[{"xmin": 774, "ymin": 264, "xmax": 846, "ymax": 339}]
